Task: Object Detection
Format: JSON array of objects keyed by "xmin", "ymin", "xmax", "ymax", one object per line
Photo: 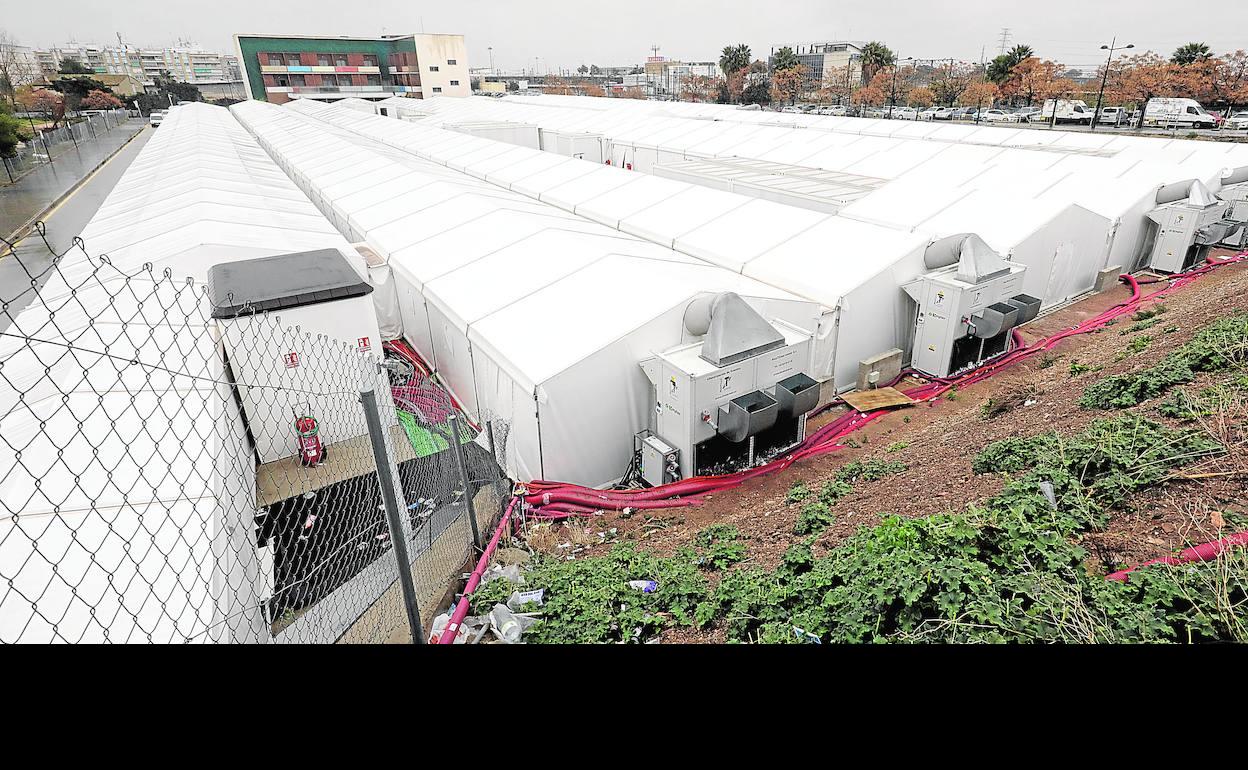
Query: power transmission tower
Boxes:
[{"xmin": 998, "ymin": 28, "xmax": 1012, "ymax": 56}]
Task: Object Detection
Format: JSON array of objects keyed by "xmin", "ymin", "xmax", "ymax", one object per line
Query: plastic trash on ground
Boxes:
[
  {"xmin": 628, "ymin": 580, "xmax": 658, "ymax": 593},
  {"xmin": 506, "ymin": 589, "xmax": 545, "ymax": 611},
  {"xmin": 489, "ymin": 604, "xmax": 539, "ymax": 643},
  {"xmin": 480, "ymin": 564, "xmax": 525, "ymax": 585}
]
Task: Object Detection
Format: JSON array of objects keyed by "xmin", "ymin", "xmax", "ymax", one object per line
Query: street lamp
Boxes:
[
  {"xmin": 1091, "ymin": 38, "xmax": 1133, "ymax": 132},
  {"xmin": 888, "ymin": 57, "xmax": 914, "ymax": 120}
]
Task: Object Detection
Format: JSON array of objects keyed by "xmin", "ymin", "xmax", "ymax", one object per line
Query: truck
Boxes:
[
  {"xmin": 1142, "ymin": 98, "xmax": 1221, "ymax": 129},
  {"xmin": 1033, "ymin": 99, "xmax": 1094, "ymax": 125}
]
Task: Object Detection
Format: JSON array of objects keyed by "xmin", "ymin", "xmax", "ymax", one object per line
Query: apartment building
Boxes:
[
  {"xmin": 769, "ymin": 41, "xmax": 866, "ymax": 94},
  {"xmin": 34, "ymin": 42, "xmax": 243, "ymax": 89},
  {"xmin": 234, "ymin": 33, "xmax": 469, "ymax": 104}
]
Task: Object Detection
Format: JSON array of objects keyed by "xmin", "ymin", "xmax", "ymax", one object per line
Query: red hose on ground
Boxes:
[
  {"xmin": 1106, "ymin": 532, "xmax": 1248, "ymax": 582},
  {"xmin": 436, "ymin": 497, "xmax": 518, "ymax": 644},
  {"xmin": 522, "ymin": 254, "xmax": 1245, "ymax": 519}
]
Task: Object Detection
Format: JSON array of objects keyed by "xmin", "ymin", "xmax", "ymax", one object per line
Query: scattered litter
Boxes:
[
  {"xmin": 303, "ymin": 514, "xmax": 317, "ymax": 529},
  {"xmin": 507, "ymin": 588, "xmax": 545, "ymax": 611},
  {"xmin": 1038, "ymin": 481, "xmax": 1057, "ymax": 509},
  {"xmin": 1024, "ymin": 399, "xmax": 1038, "ymax": 407},
  {"xmin": 628, "ymin": 580, "xmax": 658, "ymax": 593},
  {"xmin": 480, "ymin": 564, "xmax": 524, "ymax": 585},
  {"xmin": 489, "ymin": 604, "xmax": 538, "ymax": 643},
  {"xmin": 793, "ymin": 626, "xmax": 822, "ymax": 644}
]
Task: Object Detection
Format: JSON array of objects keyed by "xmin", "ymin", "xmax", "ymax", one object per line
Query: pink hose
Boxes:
[
  {"xmin": 1106, "ymin": 532, "xmax": 1248, "ymax": 582},
  {"xmin": 521, "ymin": 255, "xmax": 1244, "ymax": 519},
  {"xmin": 436, "ymin": 497, "xmax": 518, "ymax": 643}
]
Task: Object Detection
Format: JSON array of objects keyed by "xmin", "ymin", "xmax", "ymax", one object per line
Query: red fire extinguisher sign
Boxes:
[
  {"xmin": 284, "ymin": 352, "xmax": 300, "ymax": 369},
  {"xmin": 357, "ymin": 336, "xmax": 371, "ymax": 351}
]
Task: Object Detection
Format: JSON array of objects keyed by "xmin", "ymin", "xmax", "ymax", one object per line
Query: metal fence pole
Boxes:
[
  {"xmin": 360, "ymin": 381, "xmax": 425, "ymax": 644},
  {"xmin": 448, "ymin": 413, "xmax": 482, "ymax": 550},
  {"xmin": 2, "ymin": 156, "xmax": 13, "ymax": 184}
]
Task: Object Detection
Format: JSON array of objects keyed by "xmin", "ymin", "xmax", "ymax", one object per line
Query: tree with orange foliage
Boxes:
[
  {"xmin": 957, "ymin": 80, "xmax": 998, "ymax": 108},
  {"xmin": 582, "ymin": 84, "xmax": 606, "ymax": 98},
  {"xmin": 16, "ymin": 86, "xmax": 64, "ymax": 128},
  {"xmin": 1113, "ymin": 52, "xmax": 1190, "ymax": 127},
  {"xmin": 1001, "ymin": 57, "xmax": 1066, "ymax": 106},
  {"xmin": 907, "ymin": 86, "xmax": 934, "ymax": 108},
  {"xmin": 681, "ymin": 74, "xmax": 720, "ymax": 103},
  {"xmin": 618, "ymin": 86, "xmax": 646, "ymax": 100},
  {"xmin": 1183, "ymin": 50, "xmax": 1248, "ymax": 112},
  {"xmin": 770, "ymin": 64, "xmax": 808, "ymax": 105},
  {"xmin": 854, "ymin": 67, "xmax": 894, "ymax": 106}
]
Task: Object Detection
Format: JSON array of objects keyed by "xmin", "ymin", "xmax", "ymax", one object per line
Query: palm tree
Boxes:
[
  {"xmin": 771, "ymin": 46, "xmax": 800, "ymax": 72},
  {"xmin": 1172, "ymin": 42, "xmax": 1212, "ymax": 65},
  {"xmin": 1007, "ymin": 44, "xmax": 1034, "ymax": 65},
  {"xmin": 860, "ymin": 41, "xmax": 896, "ymax": 83},
  {"xmin": 719, "ymin": 43, "xmax": 751, "ymax": 80}
]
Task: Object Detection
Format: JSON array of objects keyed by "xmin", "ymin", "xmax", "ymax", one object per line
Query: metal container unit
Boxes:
[
  {"xmin": 208, "ymin": 248, "xmax": 383, "ymax": 464},
  {"xmin": 1146, "ymin": 180, "xmax": 1242, "ymax": 273},
  {"xmin": 640, "ymin": 292, "xmax": 818, "ymax": 480}
]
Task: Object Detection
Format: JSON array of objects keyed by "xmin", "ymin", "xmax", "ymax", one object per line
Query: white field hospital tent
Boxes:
[
  {"xmin": 277, "ymin": 99, "xmax": 948, "ymax": 394},
  {"xmin": 0, "ymin": 104, "xmax": 357, "ymax": 643},
  {"xmin": 231, "ymin": 100, "xmax": 826, "ymax": 487}
]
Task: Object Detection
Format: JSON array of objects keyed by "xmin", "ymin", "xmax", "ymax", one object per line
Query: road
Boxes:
[{"xmin": 1, "ymin": 124, "xmax": 153, "ymax": 332}]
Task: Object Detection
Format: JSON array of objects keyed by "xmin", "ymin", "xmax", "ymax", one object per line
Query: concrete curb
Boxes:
[{"xmin": 2, "ymin": 124, "xmax": 147, "ymax": 247}]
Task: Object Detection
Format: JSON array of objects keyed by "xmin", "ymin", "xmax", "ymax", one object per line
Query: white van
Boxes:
[
  {"xmin": 1143, "ymin": 98, "xmax": 1220, "ymax": 129},
  {"xmin": 1034, "ymin": 99, "xmax": 1094, "ymax": 124}
]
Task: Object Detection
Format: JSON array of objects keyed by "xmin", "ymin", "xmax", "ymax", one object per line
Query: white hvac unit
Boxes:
[
  {"xmin": 209, "ymin": 249, "xmax": 384, "ymax": 465},
  {"xmin": 640, "ymin": 292, "xmax": 820, "ymax": 481},
  {"xmin": 1145, "ymin": 180, "xmax": 1242, "ymax": 273},
  {"xmin": 539, "ymin": 129, "xmax": 605, "ymax": 163},
  {"xmin": 903, "ymin": 234, "xmax": 1039, "ymax": 379}
]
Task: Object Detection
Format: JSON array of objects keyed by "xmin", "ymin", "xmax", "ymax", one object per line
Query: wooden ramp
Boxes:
[
  {"xmin": 840, "ymin": 387, "xmax": 915, "ymax": 413},
  {"xmin": 256, "ymin": 424, "xmax": 417, "ymax": 508}
]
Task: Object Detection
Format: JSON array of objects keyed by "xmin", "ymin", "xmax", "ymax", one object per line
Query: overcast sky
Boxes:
[{"xmin": 6, "ymin": 0, "xmax": 1247, "ymax": 72}]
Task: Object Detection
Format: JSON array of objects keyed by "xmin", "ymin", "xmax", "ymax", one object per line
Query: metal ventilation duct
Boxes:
[
  {"xmin": 685, "ymin": 292, "xmax": 785, "ymax": 367},
  {"xmin": 1155, "ymin": 178, "xmax": 1202, "ymax": 205},
  {"xmin": 1222, "ymin": 166, "xmax": 1248, "ymax": 187},
  {"xmin": 922, "ymin": 233, "xmax": 1012, "ymax": 284}
]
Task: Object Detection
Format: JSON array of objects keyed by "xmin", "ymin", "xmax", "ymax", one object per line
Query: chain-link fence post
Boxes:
[
  {"xmin": 360, "ymin": 378, "xmax": 425, "ymax": 644},
  {"xmin": 448, "ymin": 412, "xmax": 481, "ymax": 550}
]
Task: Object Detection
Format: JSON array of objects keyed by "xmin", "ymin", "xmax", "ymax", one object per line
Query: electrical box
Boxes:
[
  {"xmin": 639, "ymin": 433, "xmax": 680, "ymax": 487},
  {"xmin": 1146, "ymin": 183, "xmax": 1241, "ymax": 273}
]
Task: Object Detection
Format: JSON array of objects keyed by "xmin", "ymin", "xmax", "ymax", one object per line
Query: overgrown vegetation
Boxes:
[
  {"xmin": 480, "ymin": 412, "xmax": 1241, "ymax": 643},
  {"xmin": 1081, "ymin": 313, "xmax": 1248, "ymax": 410}
]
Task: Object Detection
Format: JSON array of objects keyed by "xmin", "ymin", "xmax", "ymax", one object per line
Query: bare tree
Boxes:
[{"xmin": 0, "ymin": 30, "xmax": 40, "ymax": 106}]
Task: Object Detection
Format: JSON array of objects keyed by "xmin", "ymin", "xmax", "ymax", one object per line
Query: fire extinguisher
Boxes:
[{"xmin": 294, "ymin": 413, "xmax": 327, "ymax": 466}]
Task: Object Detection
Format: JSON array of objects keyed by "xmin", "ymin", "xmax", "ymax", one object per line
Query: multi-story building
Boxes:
[
  {"xmin": 769, "ymin": 41, "xmax": 866, "ymax": 96},
  {"xmin": 0, "ymin": 42, "xmax": 42, "ymax": 90},
  {"xmin": 233, "ymin": 33, "xmax": 469, "ymax": 104},
  {"xmin": 33, "ymin": 42, "xmax": 244, "ymax": 92},
  {"xmin": 639, "ymin": 56, "xmax": 720, "ymax": 99}
]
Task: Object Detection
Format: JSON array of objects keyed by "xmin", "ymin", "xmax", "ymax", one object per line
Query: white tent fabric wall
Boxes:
[
  {"xmin": 0, "ymin": 103, "xmax": 355, "ymax": 643},
  {"xmin": 231, "ymin": 100, "xmax": 825, "ymax": 488}
]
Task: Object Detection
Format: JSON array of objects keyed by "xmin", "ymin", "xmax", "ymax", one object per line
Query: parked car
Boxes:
[
  {"xmin": 980, "ymin": 109, "xmax": 1018, "ymax": 123},
  {"xmin": 814, "ymin": 104, "xmax": 848, "ymax": 116},
  {"xmin": 781, "ymin": 105, "xmax": 804, "ymax": 114},
  {"xmin": 1014, "ymin": 106, "xmax": 1043, "ymax": 122},
  {"xmin": 1097, "ymin": 106, "xmax": 1126, "ymax": 125},
  {"xmin": 1223, "ymin": 111, "xmax": 1248, "ymax": 130},
  {"xmin": 1034, "ymin": 99, "xmax": 1094, "ymax": 124},
  {"xmin": 1143, "ymin": 98, "xmax": 1220, "ymax": 129},
  {"xmin": 863, "ymin": 106, "xmax": 887, "ymax": 118},
  {"xmin": 891, "ymin": 106, "xmax": 919, "ymax": 120},
  {"xmin": 918, "ymin": 107, "xmax": 940, "ymax": 120}
]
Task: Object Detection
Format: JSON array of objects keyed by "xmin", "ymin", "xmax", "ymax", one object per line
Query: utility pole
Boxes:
[
  {"xmin": 1091, "ymin": 37, "xmax": 1133, "ymax": 132},
  {"xmin": 488, "ymin": 46, "xmax": 495, "ymax": 76}
]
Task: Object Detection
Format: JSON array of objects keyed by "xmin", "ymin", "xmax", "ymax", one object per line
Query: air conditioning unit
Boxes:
[
  {"xmin": 903, "ymin": 234, "xmax": 1038, "ymax": 379},
  {"xmin": 1219, "ymin": 167, "xmax": 1248, "ymax": 248},
  {"xmin": 640, "ymin": 293, "xmax": 819, "ymax": 480},
  {"xmin": 1146, "ymin": 180, "xmax": 1242, "ymax": 272}
]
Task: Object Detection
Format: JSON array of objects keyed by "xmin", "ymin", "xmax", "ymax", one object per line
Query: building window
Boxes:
[
  {"xmin": 276, "ymin": 75, "xmax": 290, "ymax": 87},
  {"xmin": 447, "ymin": 59, "xmax": 457, "ymax": 65},
  {"xmin": 335, "ymin": 54, "xmax": 348, "ymax": 66},
  {"xmin": 366, "ymin": 74, "xmax": 380, "ymax": 86},
  {"xmin": 362, "ymin": 55, "xmax": 378, "ymax": 67},
  {"xmin": 267, "ymin": 55, "xmax": 282, "ymax": 66},
  {"xmin": 429, "ymin": 65, "xmax": 439, "ymax": 72},
  {"xmin": 285, "ymin": 54, "xmax": 301, "ymax": 66},
  {"xmin": 289, "ymin": 74, "xmax": 306, "ymax": 86},
  {"xmin": 432, "ymin": 86, "xmax": 442, "ymax": 93},
  {"xmin": 450, "ymin": 80, "xmax": 459, "ymax": 86},
  {"xmin": 317, "ymin": 54, "xmax": 331, "ymax": 66}
]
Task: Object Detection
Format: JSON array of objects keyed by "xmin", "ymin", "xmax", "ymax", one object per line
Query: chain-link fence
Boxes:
[
  {"xmin": 2, "ymin": 109, "xmax": 132, "ymax": 184},
  {"xmin": 0, "ymin": 225, "xmax": 507, "ymax": 643}
]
